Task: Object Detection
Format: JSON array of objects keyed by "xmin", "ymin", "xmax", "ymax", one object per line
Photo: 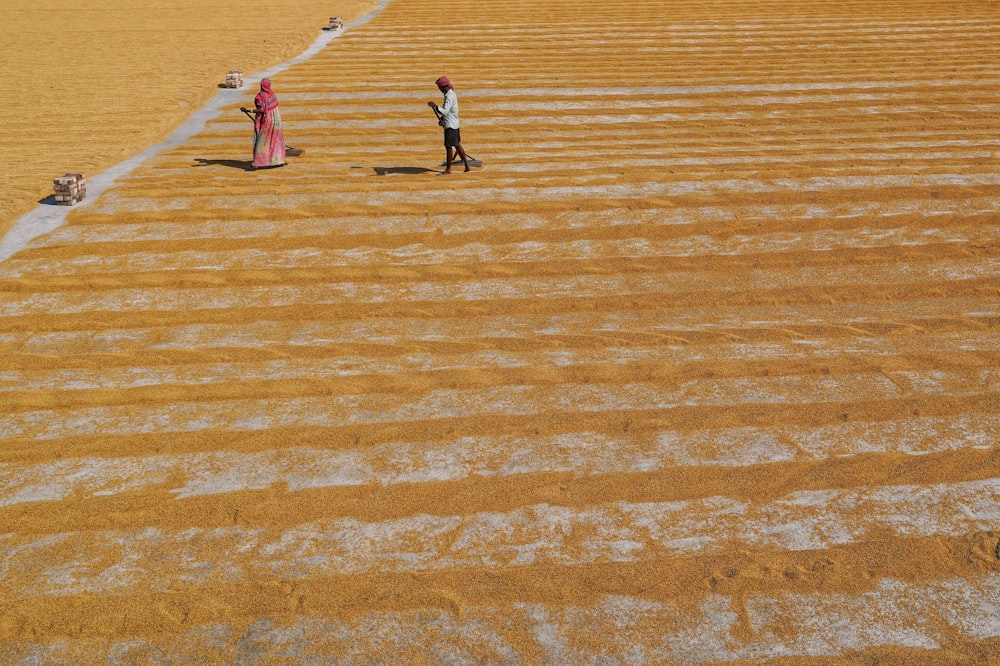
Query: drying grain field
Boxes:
[
  {"xmin": 2, "ymin": 0, "xmax": 1000, "ymax": 663},
  {"xmin": 0, "ymin": 0, "xmax": 377, "ymax": 234}
]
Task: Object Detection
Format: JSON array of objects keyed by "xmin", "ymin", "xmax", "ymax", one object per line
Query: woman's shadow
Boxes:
[{"xmin": 193, "ymin": 158, "xmax": 254, "ymax": 170}]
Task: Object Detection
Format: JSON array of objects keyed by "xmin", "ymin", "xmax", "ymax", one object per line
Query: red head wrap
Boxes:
[
  {"xmin": 255, "ymin": 78, "xmax": 279, "ymax": 112},
  {"xmin": 435, "ymin": 76, "xmax": 452, "ymax": 90}
]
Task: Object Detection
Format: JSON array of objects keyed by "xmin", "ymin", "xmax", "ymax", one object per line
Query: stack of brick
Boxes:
[
  {"xmin": 53, "ymin": 173, "xmax": 86, "ymax": 206},
  {"xmin": 324, "ymin": 16, "xmax": 343, "ymax": 31},
  {"xmin": 225, "ymin": 69, "xmax": 244, "ymax": 88}
]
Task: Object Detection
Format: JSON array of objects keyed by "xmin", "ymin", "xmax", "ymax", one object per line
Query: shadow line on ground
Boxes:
[
  {"xmin": 193, "ymin": 158, "xmax": 254, "ymax": 170},
  {"xmin": 370, "ymin": 166, "xmax": 437, "ymax": 176}
]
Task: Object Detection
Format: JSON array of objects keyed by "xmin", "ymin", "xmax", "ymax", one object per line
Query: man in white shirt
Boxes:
[{"xmin": 427, "ymin": 76, "xmax": 471, "ymax": 174}]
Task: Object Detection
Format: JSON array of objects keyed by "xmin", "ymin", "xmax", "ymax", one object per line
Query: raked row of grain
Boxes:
[{"xmin": 2, "ymin": 0, "xmax": 999, "ymax": 663}]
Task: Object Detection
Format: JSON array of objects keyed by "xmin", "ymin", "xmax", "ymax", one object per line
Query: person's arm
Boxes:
[
  {"xmin": 240, "ymin": 101, "xmax": 265, "ymax": 131},
  {"xmin": 439, "ymin": 90, "xmax": 457, "ymax": 117},
  {"xmin": 427, "ymin": 101, "xmax": 444, "ymax": 125}
]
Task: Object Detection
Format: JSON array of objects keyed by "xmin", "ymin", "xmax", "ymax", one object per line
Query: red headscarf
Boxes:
[
  {"xmin": 435, "ymin": 76, "xmax": 453, "ymax": 90},
  {"xmin": 255, "ymin": 78, "xmax": 279, "ymax": 112}
]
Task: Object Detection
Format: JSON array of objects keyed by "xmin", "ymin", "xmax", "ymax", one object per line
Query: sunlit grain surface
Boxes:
[
  {"xmin": 2, "ymin": 0, "xmax": 1000, "ymax": 662},
  {"xmin": 0, "ymin": 0, "xmax": 376, "ymax": 233}
]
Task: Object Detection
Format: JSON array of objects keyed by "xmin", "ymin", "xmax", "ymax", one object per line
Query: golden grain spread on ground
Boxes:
[
  {"xmin": 0, "ymin": 0, "xmax": 376, "ymax": 234},
  {"xmin": 2, "ymin": 0, "xmax": 1000, "ymax": 663}
]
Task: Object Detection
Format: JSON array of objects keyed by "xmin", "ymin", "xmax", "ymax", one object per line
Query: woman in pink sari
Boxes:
[{"xmin": 241, "ymin": 78, "xmax": 285, "ymax": 169}]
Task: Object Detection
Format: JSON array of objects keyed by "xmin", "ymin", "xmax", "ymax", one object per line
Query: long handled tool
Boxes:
[
  {"xmin": 430, "ymin": 106, "xmax": 480, "ymax": 166},
  {"xmin": 240, "ymin": 107, "xmax": 303, "ymax": 156}
]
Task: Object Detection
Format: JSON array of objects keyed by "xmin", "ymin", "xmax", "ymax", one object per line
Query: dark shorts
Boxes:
[{"xmin": 444, "ymin": 127, "xmax": 461, "ymax": 147}]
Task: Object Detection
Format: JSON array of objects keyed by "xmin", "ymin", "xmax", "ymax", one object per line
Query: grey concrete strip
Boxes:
[{"xmin": 0, "ymin": 0, "xmax": 396, "ymax": 265}]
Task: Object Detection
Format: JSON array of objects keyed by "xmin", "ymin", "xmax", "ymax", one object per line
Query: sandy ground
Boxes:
[{"xmin": 2, "ymin": 0, "xmax": 1000, "ymax": 663}]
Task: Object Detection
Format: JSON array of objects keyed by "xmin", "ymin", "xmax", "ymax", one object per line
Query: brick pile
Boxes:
[{"xmin": 52, "ymin": 173, "xmax": 86, "ymax": 206}]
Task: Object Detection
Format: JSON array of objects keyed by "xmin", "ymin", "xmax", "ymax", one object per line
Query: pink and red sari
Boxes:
[{"xmin": 252, "ymin": 79, "xmax": 286, "ymax": 168}]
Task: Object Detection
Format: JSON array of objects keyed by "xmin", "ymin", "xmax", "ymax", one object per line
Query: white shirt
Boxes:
[{"xmin": 439, "ymin": 89, "xmax": 460, "ymax": 129}]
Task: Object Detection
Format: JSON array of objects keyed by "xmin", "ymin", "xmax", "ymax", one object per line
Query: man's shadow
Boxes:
[
  {"xmin": 369, "ymin": 166, "xmax": 436, "ymax": 176},
  {"xmin": 193, "ymin": 158, "xmax": 253, "ymax": 170}
]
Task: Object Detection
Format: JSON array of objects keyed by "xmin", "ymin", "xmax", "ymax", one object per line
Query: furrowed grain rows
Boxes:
[{"xmin": 2, "ymin": 0, "xmax": 999, "ymax": 662}]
